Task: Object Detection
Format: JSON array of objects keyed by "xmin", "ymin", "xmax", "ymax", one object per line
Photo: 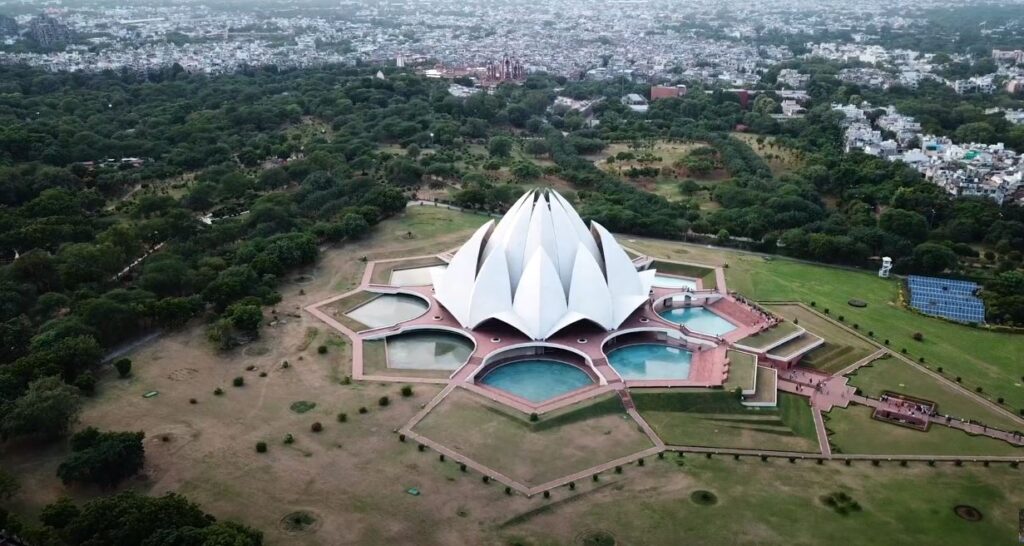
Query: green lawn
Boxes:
[
  {"xmin": 624, "ymin": 237, "xmax": 1024, "ymax": 411},
  {"xmin": 825, "ymin": 405, "xmax": 1021, "ymax": 456},
  {"xmin": 380, "ymin": 205, "xmax": 490, "ymax": 240},
  {"xmin": 504, "ymin": 456, "xmax": 1024, "ymax": 546},
  {"xmin": 633, "ymin": 390, "xmax": 819, "ymax": 452},
  {"xmin": 413, "ymin": 389, "xmax": 653, "ymax": 486},
  {"xmin": 847, "ymin": 358, "xmax": 1023, "ymax": 433},
  {"xmin": 723, "ymin": 350, "xmax": 757, "ymax": 392},
  {"xmin": 737, "ymin": 321, "xmax": 801, "ymax": 350}
]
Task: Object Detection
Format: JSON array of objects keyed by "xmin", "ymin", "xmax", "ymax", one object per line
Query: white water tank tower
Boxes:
[{"xmin": 878, "ymin": 256, "xmax": 892, "ymax": 278}]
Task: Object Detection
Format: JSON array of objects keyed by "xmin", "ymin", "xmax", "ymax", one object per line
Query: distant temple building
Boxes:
[{"xmin": 486, "ymin": 55, "xmax": 525, "ymax": 82}]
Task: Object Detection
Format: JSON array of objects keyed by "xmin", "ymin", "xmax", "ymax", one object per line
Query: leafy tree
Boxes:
[
  {"xmin": 1, "ymin": 376, "xmax": 82, "ymax": 440},
  {"xmin": 487, "ymin": 136, "xmax": 514, "ymax": 158},
  {"xmin": 40, "ymin": 492, "xmax": 262, "ymax": 545},
  {"xmin": 337, "ymin": 213, "xmax": 370, "ymax": 239},
  {"xmin": 879, "ymin": 208, "xmax": 929, "ymax": 245},
  {"xmin": 0, "ymin": 468, "xmax": 17, "ymax": 501},
  {"xmin": 510, "ymin": 160, "xmax": 542, "ymax": 181},
  {"xmin": 909, "ymin": 242, "xmax": 958, "ymax": 274},
  {"xmin": 227, "ymin": 304, "xmax": 263, "ymax": 334},
  {"xmin": 57, "ymin": 428, "xmax": 145, "ymax": 487},
  {"xmin": 523, "ymin": 139, "xmax": 548, "ymax": 157}
]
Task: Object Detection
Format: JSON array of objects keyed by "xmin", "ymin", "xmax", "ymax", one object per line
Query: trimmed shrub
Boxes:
[
  {"xmin": 114, "ymin": 358, "xmax": 132, "ymax": 378},
  {"xmin": 529, "ymin": 412, "xmax": 539, "ymax": 422},
  {"xmin": 337, "ymin": 412, "xmax": 348, "ymax": 423},
  {"xmin": 400, "ymin": 385, "xmax": 413, "ymax": 397},
  {"xmin": 317, "ymin": 345, "xmax": 328, "ymax": 354},
  {"xmin": 232, "ymin": 377, "xmax": 244, "ymax": 387},
  {"xmin": 311, "ymin": 422, "xmax": 323, "ymax": 433},
  {"xmin": 378, "ymin": 396, "xmax": 390, "ymax": 407},
  {"xmin": 256, "ymin": 441, "xmax": 267, "ymax": 453},
  {"xmin": 358, "ymin": 407, "xmax": 368, "ymax": 414}
]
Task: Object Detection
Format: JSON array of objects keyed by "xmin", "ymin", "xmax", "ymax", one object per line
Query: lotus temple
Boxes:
[{"xmin": 308, "ymin": 189, "xmax": 827, "ymax": 415}]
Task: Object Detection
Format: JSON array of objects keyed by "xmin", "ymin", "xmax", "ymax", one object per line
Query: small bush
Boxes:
[
  {"xmin": 956, "ymin": 376, "xmax": 962, "ymax": 383},
  {"xmin": 311, "ymin": 422, "xmax": 323, "ymax": 433},
  {"xmin": 214, "ymin": 388, "xmax": 224, "ymax": 396},
  {"xmin": 340, "ymin": 376, "xmax": 351, "ymax": 385},
  {"xmin": 912, "ymin": 332, "xmax": 924, "ymax": 342},
  {"xmin": 114, "ymin": 358, "xmax": 132, "ymax": 378},
  {"xmin": 337, "ymin": 412, "xmax": 348, "ymax": 423},
  {"xmin": 284, "ymin": 434, "xmax": 294, "ymax": 444},
  {"xmin": 852, "ymin": 323, "xmax": 859, "ymax": 329},
  {"xmin": 189, "ymin": 398, "xmax": 197, "ymax": 404},
  {"xmin": 400, "ymin": 385, "xmax": 413, "ymax": 397},
  {"xmin": 256, "ymin": 441, "xmax": 267, "ymax": 453},
  {"xmin": 823, "ymin": 308, "xmax": 830, "ymax": 315},
  {"xmin": 378, "ymin": 396, "xmax": 390, "ymax": 407},
  {"xmin": 901, "ymin": 348, "xmax": 907, "ymax": 354},
  {"xmin": 529, "ymin": 412, "xmax": 539, "ymax": 422},
  {"xmin": 997, "ymin": 397, "xmax": 1005, "ymax": 404},
  {"xmin": 810, "ymin": 301, "xmax": 816, "ymax": 307},
  {"xmin": 867, "ymin": 331, "xmax": 874, "ymax": 337},
  {"xmin": 259, "ymin": 372, "xmax": 267, "ymax": 377},
  {"xmin": 937, "ymin": 367, "xmax": 943, "ymax": 373},
  {"xmin": 317, "ymin": 345, "xmax": 328, "ymax": 354},
  {"xmin": 282, "ymin": 361, "xmax": 290, "ymax": 368},
  {"xmin": 232, "ymin": 377, "xmax": 244, "ymax": 387},
  {"xmin": 358, "ymin": 407, "xmax": 368, "ymax": 414},
  {"xmin": 837, "ymin": 315, "xmax": 845, "ymax": 322},
  {"xmin": 975, "ymin": 386, "xmax": 983, "ymax": 393},
  {"xmin": 884, "ymin": 339, "xmax": 890, "ymax": 345},
  {"xmin": 919, "ymin": 357, "xmax": 925, "ymax": 363}
]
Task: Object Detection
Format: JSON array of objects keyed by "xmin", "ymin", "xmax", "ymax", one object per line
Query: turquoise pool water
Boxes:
[
  {"xmin": 652, "ymin": 274, "xmax": 697, "ymax": 290},
  {"xmin": 345, "ymin": 294, "xmax": 427, "ymax": 328},
  {"xmin": 659, "ymin": 306, "xmax": 736, "ymax": 336},
  {"xmin": 606, "ymin": 344, "xmax": 693, "ymax": 380},
  {"xmin": 385, "ymin": 331, "xmax": 473, "ymax": 370},
  {"xmin": 480, "ymin": 360, "xmax": 593, "ymax": 402}
]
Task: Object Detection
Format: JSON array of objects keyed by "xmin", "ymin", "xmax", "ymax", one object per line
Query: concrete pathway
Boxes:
[
  {"xmin": 664, "ymin": 444, "xmax": 1024, "ymax": 463},
  {"xmin": 834, "ymin": 348, "xmax": 887, "ymax": 377},
  {"xmin": 811, "ymin": 408, "xmax": 831, "ymax": 456}
]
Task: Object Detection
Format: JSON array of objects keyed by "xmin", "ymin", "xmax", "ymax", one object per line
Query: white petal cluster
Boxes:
[{"xmin": 432, "ymin": 190, "xmax": 656, "ymax": 340}]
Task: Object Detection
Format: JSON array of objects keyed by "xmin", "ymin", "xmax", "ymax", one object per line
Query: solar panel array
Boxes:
[{"xmin": 907, "ymin": 275, "xmax": 986, "ymax": 324}]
